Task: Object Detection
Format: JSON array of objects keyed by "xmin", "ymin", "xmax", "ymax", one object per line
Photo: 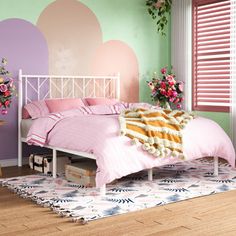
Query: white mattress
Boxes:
[{"xmin": 21, "ymin": 119, "xmax": 34, "ymax": 138}]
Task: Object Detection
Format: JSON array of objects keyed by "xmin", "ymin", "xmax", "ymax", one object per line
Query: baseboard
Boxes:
[{"xmin": 0, "ymin": 157, "xmax": 28, "ymax": 167}]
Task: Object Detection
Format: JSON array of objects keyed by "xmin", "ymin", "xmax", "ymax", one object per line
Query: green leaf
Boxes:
[{"xmin": 145, "ymin": 0, "xmax": 172, "ymax": 36}]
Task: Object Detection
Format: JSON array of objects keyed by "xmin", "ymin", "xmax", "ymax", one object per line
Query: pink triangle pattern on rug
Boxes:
[{"xmin": 1, "ymin": 159, "xmax": 236, "ymax": 223}]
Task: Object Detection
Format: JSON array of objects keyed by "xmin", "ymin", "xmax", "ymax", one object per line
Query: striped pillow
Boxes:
[
  {"xmin": 23, "ymin": 100, "xmax": 49, "ymax": 119},
  {"xmin": 78, "ymin": 103, "xmax": 128, "ymax": 115},
  {"xmin": 85, "ymin": 97, "xmax": 118, "ymax": 106}
]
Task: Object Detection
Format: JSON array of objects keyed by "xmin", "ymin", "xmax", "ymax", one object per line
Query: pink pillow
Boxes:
[
  {"xmin": 45, "ymin": 98, "xmax": 85, "ymax": 113},
  {"xmin": 85, "ymin": 97, "xmax": 118, "ymax": 106},
  {"xmin": 23, "ymin": 100, "xmax": 49, "ymax": 119},
  {"xmin": 88, "ymin": 104, "xmax": 127, "ymax": 115},
  {"xmin": 22, "ymin": 108, "xmax": 30, "ymax": 119}
]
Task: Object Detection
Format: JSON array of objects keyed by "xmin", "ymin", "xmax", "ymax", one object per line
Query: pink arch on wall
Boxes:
[
  {"xmin": 36, "ymin": 0, "xmax": 139, "ymax": 102},
  {"xmin": 90, "ymin": 40, "xmax": 139, "ymax": 102},
  {"xmin": 37, "ymin": 0, "xmax": 103, "ymax": 75}
]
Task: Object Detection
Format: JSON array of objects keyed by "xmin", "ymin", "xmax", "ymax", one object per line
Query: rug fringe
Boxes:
[{"xmin": 73, "ymin": 217, "xmax": 88, "ymax": 225}]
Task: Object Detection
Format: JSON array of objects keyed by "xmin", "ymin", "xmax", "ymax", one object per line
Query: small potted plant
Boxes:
[
  {"xmin": 147, "ymin": 67, "xmax": 184, "ymax": 109},
  {"xmin": 0, "ymin": 58, "xmax": 15, "ymax": 116}
]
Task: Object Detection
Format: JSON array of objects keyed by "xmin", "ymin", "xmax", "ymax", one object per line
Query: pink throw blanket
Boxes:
[{"xmin": 27, "ymin": 104, "xmax": 235, "ymax": 187}]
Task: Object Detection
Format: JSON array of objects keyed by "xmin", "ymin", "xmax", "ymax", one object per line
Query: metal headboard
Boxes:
[{"xmin": 18, "ymin": 70, "xmax": 120, "ymax": 105}]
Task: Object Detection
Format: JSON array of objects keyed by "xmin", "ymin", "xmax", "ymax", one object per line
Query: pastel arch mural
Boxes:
[
  {"xmin": 37, "ymin": 0, "xmax": 103, "ymax": 75},
  {"xmin": 91, "ymin": 40, "xmax": 139, "ymax": 102},
  {"xmin": 0, "ymin": 18, "xmax": 48, "ymax": 159},
  {"xmin": 36, "ymin": 0, "xmax": 139, "ymax": 102}
]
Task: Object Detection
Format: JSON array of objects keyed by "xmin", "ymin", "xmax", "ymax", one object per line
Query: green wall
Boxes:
[
  {"xmin": 0, "ymin": 0, "xmax": 54, "ymax": 23},
  {"xmin": 196, "ymin": 111, "xmax": 230, "ymax": 135}
]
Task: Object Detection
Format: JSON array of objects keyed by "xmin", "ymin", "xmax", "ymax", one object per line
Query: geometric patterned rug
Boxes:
[{"xmin": 1, "ymin": 159, "xmax": 236, "ymax": 224}]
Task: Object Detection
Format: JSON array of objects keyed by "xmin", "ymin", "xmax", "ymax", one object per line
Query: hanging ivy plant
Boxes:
[{"xmin": 146, "ymin": 0, "xmax": 172, "ymax": 36}]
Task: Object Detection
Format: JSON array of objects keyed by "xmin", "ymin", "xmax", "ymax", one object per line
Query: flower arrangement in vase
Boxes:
[
  {"xmin": 0, "ymin": 58, "xmax": 15, "ymax": 115},
  {"xmin": 147, "ymin": 67, "xmax": 184, "ymax": 109}
]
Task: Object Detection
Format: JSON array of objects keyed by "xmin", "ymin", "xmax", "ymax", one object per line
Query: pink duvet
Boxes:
[{"xmin": 27, "ymin": 108, "xmax": 235, "ymax": 187}]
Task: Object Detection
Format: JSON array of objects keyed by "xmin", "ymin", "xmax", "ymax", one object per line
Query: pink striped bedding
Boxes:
[{"xmin": 27, "ymin": 104, "xmax": 235, "ymax": 187}]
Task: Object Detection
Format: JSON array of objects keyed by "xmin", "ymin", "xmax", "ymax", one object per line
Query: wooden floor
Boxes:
[{"xmin": 1, "ymin": 166, "xmax": 236, "ymax": 236}]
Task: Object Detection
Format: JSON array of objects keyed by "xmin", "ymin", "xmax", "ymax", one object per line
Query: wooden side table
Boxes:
[{"xmin": 0, "ymin": 120, "xmax": 5, "ymax": 177}]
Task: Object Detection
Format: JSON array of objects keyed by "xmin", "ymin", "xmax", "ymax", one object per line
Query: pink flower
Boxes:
[
  {"xmin": 180, "ymin": 97, "xmax": 184, "ymax": 102},
  {"xmin": 160, "ymin": 81, "xmax": 166, "ymax": 89},
  {"xmin": 4, "ymin": 90, "xmax": 11, "ymax": 97},
  {"xmin": 172, "ymin": 91, "xmax": 178, "ymax": 97},
  {"xmin": 4, "ymin": 100, "xmax": 10, "ymax": 106},
  {"xmin": 161, "ymin": 67, "xmax": 167, "ymax": 75},
  {"xmin": 178, "ymin": 82, "xmax": 184, "ymax": 92},
  {"xmin": 0, "ymin": 84, "xmax": 7, "ymax": 92},
  {"xmin": 1, "ymin": 109, "xmax": 8, "ymax": 115},
  {"xmin": 174, "ymin": 98, "xmax": 179, "ymax": 104},
  {"xmin": 165, "ymin": 75, "xmax": 175, "ymax": 87},
  {"xmin": 169, "ymin": 97, "xmax": 175, "ymax": 103},
  {"xmin": 177, "ymin": 103, "xmax": 182, "ymax": 109},
  {"xmin": 155, "ymin": 0, "xmax": 165, "ymax": 8},
  {"xmin": 160, "ymin": 89, "xmax": 167, "ymax": 95},
  {"xmin": 167, "ymin": 89, "xmax": 173, "ymax": 97},
  {"xmin": 166, "ymin": 75, "xmax": 174, "ymax": 81}
]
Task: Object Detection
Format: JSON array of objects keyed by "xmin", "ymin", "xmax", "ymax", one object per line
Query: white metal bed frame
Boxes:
[
  {"xmin": 17, "ymin": 69, "xmax": 219, "ymax": 196},
  {"xmin": 17, "ymin": 69, "xmax": 123, "ymax": 195}
]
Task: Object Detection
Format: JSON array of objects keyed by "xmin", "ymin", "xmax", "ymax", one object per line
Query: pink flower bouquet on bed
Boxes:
[
  {"xmin": 147, "ymin": 67, "xmax": 184, "ymax": 109},
  {"xmin": 0, "ymin": 58, "xmax": 15, "ymax": 115}
]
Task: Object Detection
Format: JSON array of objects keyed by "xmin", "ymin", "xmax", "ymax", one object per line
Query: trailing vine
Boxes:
[{"xmin": 146, "ymin": 0, "xmax": 172, "ymax": 36}]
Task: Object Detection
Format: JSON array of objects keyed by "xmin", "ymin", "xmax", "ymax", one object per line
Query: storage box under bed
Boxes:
[
  {"xmin": 65, "ymin": 159, "xmax": 97, "ymax": 187},
  {"xmin": 29, "ymin": 154, "xmax": 71, "ymax": 174}
]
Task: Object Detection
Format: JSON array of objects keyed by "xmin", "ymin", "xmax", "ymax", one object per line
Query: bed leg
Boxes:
[
  {"xmin": 148, "ymin": 169, "xmax": 153, "ymax": 181},
  {"xmin": 18, "ymin": 141, "xmax": 22, "ymax": 167},
  {"xmin": 52, "ymin": 149, "xmax": 57, "ymax": 178},
  {"xmin": 100, "ymin": 184, "xmax": 106, "ymax": 196},
  {"xmin": 214, "ymin": 156, "xmax": 219, "ymax": 176}
]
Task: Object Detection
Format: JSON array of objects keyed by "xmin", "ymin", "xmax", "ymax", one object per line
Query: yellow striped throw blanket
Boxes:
[{"xmin": 119, "ymin": 108, "xmax": 195, "ymax": 160}]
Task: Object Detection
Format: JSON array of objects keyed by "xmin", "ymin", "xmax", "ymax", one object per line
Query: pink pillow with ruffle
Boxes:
[
  {"xmin": 85, "ymin": 97, "xmax": 118, "ymax": 106},
  {"xmin": 45, "ymin": 98, "xmax": 85, "ymax": 113}
]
